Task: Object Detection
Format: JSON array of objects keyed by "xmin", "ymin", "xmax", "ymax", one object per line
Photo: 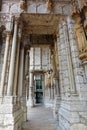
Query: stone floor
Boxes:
[{"xmin": 23, "ymin": 104, "xmax": 58, "ymax": 130}]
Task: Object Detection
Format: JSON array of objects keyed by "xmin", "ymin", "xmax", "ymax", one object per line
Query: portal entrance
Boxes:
[
  {"xmin": 35, "ymin": 79, "xmax": 43, "ymax": 103},
  {"xmin": 34, "ymin": 74, "xmax": 44, "ymax": 104}
]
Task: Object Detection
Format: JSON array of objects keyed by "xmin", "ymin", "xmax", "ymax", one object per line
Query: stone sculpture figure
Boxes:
[
  {"xmin": 74, "ymin": 15, "xmax": 87, "ymax": 53},
  {"xmin": 47, "ymin": 0, "xmax": 52, "ymax": 11},
  {"xmin": 20, "ymin": 0, "xmax": 26, "ymax": 11}
]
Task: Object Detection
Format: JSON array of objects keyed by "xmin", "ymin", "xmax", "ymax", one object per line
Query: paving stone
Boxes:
[{"xmin": 23, "ymin": 105, "xmax": 58, "ymax": 130}]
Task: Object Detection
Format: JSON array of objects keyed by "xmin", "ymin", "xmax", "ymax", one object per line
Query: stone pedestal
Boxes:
[
  {"xmin": 58, "ymin": 17, "xmax": 87, "ymax": 130},
  {"xmin": 0, "ymin": 96, "xmax": 23, "ymax": 130},
  {"xmin": 59, "ymin": 95, "xmax": 87, "ymax": 130},
  {"xmin": 28, "ymin": 87, "xmax": 34, "ymax": 107},
  {"xmin": 20, "ymin": 96, "xmax": 27, "ymax": 122},
  {"xmin": 53, "ymin": 96, "xmax": 61, "ymax": 121}
]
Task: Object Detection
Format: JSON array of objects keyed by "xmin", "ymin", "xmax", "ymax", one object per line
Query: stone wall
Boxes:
[
  {"xmin": 30, "ymin": 46, "xmax": 51, "ymax": 71},
  {"xmin": 58, "ymin": 17, "xmax": 87, "ymax": 130},
  {"xmin": 1, "ymin": 0, "xmax": 72, "ymax": 15}
]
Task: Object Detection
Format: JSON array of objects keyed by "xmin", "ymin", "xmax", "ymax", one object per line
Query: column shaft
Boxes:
[
  {"xmin": 13, "ymin": 36, "xmax": 21, "ymax": 96},
  {"xmin": 63, "ymin": 21, "xmax": 76, "ymax": 94},
  {"xmin": 0, "ymin": 32, "xmax": 11, "ymax": 96},
  {"xmin": 28, "ymin": 72, "xmax": 34, "ymax": 107},
  {"xmin": 7, "ymin": 19, "xmax": 18, "ymax": 95},
  {"xmin": 18, "ymin": 46, "xmax": 24, "ymax": 99}
]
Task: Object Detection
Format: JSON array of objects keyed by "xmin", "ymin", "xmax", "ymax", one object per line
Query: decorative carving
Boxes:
[
  {"xmin": 73, "ymin": 14, "xmax": 87, "ymax": 60},
  {"xmin": 47, "ymin": 0, "xmax": 53, "ymax": 11},
  {"xmin": 74, "ymin": 14, "xmax": 87, "ymax": 51},
  {"xmin": 0, "ymin": 25, "xmax": 5, "ymax": 33},
  {"xmin": 72, "ymin": 0, "xmax": 87, "ymax": 60},
  {"xmin": 80, "ymin": 0, "xmax": 87, "ymax": 10},
  {"xmin": 20, "ymin": 0, "xmax": 27, "ymax": 11},
  {"xmin": 83, "ymin": 2, "xmax": 87, "ymax": 38},
  {"xmin": 71, "ymin": 0, "xmax": 80, "ymax": 15}
]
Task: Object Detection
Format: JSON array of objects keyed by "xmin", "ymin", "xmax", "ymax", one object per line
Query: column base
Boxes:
[
  {"xmin": 20, "ymin": 96, "xmax": 27, "ymax": 122},
  {"xmin": 59, "ymin": 98, "xmax": 87, "ymax": 130},
  {"xmin": 53, "ymin": 96, "xmax": 61, "ymax": 121},
  {"xmin": 0, "ymin": 96, "xmax": 23, "ymax": 130},
  {"xmin": 27, "ymin": 98, "xmax": 34, "ymax": 107}
]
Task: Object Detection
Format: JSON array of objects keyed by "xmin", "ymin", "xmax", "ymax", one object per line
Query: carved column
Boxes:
[
  {"xmin": 0, "ymin": 32, "xmax": 11, "ymax": 96},
  {"xmin": 7, "ymin": 17, "xmax": 19, "ymax": 95}
]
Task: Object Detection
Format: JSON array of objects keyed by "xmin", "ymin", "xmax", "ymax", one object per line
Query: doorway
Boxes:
[{"xmin": 34, "ymin": 75, "xmax": 44, "ymax": 104}]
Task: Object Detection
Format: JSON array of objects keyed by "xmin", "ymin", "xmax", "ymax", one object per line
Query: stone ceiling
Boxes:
[{"xmin": 21, "ymin": 13, "xmax": 65, "ymax": 35}]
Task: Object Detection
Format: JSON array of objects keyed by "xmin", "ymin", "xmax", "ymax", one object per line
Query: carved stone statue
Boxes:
[
  {"xmin": 71, "ymin": 0, "xmax": 80, "ymax": 14},
  {"xmin": 74, "ymin": 14, "xmax": 87, "ymax": 53},
  {"xmin": 20, "ymin": 0, "xmax": 26, "ymax": 11},
  {"xmin": 80, "ymin": 0, "xmax": 87, "ymax": 9},
  {"xmin": 47, "ymin": 0, "xmax": 52, "ymax": 11}
]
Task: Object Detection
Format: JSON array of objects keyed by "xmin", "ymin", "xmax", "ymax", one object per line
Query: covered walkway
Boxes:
[{"xmin": 23, "ymin": 105, "xmax": 58, "ymax": 130}]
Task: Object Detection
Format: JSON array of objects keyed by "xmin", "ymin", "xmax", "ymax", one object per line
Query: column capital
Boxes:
[
  {"xmin": 5, "ymin": 31, "xmax": 12, "ymax": 42},
  {"xmin": 14, "ymin": 15, "xmax": 20, "ymax": 24}
]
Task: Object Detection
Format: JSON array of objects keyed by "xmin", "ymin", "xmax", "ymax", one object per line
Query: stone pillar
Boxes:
[
  {"xmin": 22, "ymin": 50, "xmax": 29, "ymax": 121},
  {"xmin": 25, "ymin": 50, "xmax": 29, "ymax": 99},
  {"xmin": 62, "ymin": 20, "xmax": 76, "ymax": 94},
  {"xmin": 0, "ymin": 32, "xmax": 11, "ymax": 96},
  {"xmin": 7, "ymin": 18, "xmax": 18, "ymax": 95},
  {"xmin": 58, "ymin": 24, "xmax": 65, "ymax": 98},
  {"xmin": 28, "ymin": 71, "xmax": 34, "ymax": 107},
  {"xmin": 58, "ymin": 17, "xmax": 87, "ymax": 130},
  {"xmin": 53, "ymin": 41, "xmax": 61, "ymax": 122},
  {"xmin": 13, "ymin": 28, "xmax": 21, "ymax": 97},
  {"xmin": 18, "ymin": 45, "xmax": 24, "ymax": 102}
]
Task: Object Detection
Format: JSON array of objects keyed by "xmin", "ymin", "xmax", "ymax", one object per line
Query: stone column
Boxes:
[
  {"xmin": 22, "ymin": 50, "xmax": 29, "ymax": 121},
  {"xmin": 7, "ymin": 18, "xmax": 18, "ymax": 95},
  {"xmin": 13, "ymin": 28, "xmax": 21, "ymax": 97},
  {"xmin": 0, "ymin": 32, "xmax": 11, "ymax": 96},
  {"xmin": 28, "ymin": 71, "xmax": 34, "ymax": 107},
  {"xmin": 18, "ymin": 45, "xmax": 24, "ymax": 102},
  {"xmin": 62, "ymin": 20, "xmax": 76, "ymax": 94},
  {"xmin": 25, "ymin": 50, "xmax": 29, "ymax": 99},
  {"xmin": 58, "ymin": 24, "xmax": 65, "ymax": 98}
]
